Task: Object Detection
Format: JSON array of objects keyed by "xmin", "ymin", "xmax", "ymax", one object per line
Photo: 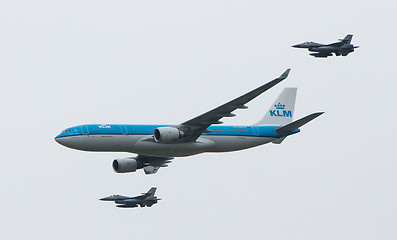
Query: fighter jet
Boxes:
[
  {"xmin": 100, "ymin": 187, "xmax": 160, "ymax": 208},
  {"xmin": 292, "ymin": 34, "xmax": 358, "ymax": 58}
]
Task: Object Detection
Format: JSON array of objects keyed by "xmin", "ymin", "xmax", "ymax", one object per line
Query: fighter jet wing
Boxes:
[{"xmin": 172, "ymin": 69, "xmax": 290, "ymax": 142}]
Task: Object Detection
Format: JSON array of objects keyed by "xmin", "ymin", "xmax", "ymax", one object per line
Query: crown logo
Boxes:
[{"xmin": 274, "ymin": 102, "xmax": 285, "ymax": 109}]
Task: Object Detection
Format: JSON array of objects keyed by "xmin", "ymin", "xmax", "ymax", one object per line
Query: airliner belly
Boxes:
[
  {"xmin": 59, "ymin": 135, "xmax": 142, "ymax": 152},
  {"xmin": 132, "ymin": 137, "xmax": 216, "ymax": 157},
  {"xmin": 204, "ymin": 135, "xmax": 276, "ymax": 152}
]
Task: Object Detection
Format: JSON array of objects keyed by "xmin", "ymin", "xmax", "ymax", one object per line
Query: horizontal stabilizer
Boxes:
[{"xmin": 276, "ymin": 112, "xmax": 324, "ymax": 135}]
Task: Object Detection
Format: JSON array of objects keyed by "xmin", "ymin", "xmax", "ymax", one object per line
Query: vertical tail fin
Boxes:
[
  {"xmin": 254, "ymin": 88, "xmax": 297, "ymax": 126},
  {"xmin": 341, "ymin": 34, "xmax": 353, "ymax": 44},
  {"xmin": 145, "ymin": 187, "xmax": 157, "ymax": 196}
]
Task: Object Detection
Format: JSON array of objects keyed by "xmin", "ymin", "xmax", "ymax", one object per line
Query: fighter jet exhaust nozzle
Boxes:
[{"xmin": 113, "ymin": 158, "xmax": 139, "ymax": 173}]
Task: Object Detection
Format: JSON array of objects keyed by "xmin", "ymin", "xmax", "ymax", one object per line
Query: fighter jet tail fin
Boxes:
[
  {"xmin": 145, "ymin": 187, "xmax": 157, "ymax": 197},
  {"xmin": 340, "ymin": 34, "xmax": 353, "ymax": 44},
  {"xmin": 254, "ymin": 88, "xmax": 297, "ymax": 126}
]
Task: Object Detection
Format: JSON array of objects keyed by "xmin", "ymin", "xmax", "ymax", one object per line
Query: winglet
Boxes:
[{"xmin": 279, "ymin": 69, "xmax": 291, "ymax": 80}]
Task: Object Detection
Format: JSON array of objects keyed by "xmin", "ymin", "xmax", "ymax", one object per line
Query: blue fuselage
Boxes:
[{"xmin": 55, "ymin": 124, "xmax": 299, "ymax": 157}]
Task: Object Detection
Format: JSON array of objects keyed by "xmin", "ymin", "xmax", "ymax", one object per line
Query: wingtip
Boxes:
[
  {"xmin": 279, "ymin": 68, "xmax": 291, "ymax": 79},
  {"xmin": 313, "ymin": 112, "xmax": 325, "ymax": 117}
]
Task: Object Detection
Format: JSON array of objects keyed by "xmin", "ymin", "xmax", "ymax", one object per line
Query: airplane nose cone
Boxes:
[
  {"xmin": 54, "ymin": 136, "xmax": 64, "ymax": 145},
  {"xmin": 292, "ymin": 44, "xmax": 302, "ymax": 48},
  {"xmin": 54, "ymin": 136, "xmax": 72, "ymax": 148}
]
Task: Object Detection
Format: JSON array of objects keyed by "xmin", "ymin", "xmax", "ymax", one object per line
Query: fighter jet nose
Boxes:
[
  {"xmin": 99, "ymin": 195, "xmax": 120, "ymax": 201},
  {"xmin": 292, "ymin": 44, "xmax": 301, "ymax": 48},
  {"xmin": 99, "ymin": 196, "xmax": 112, "ymax": 201}
]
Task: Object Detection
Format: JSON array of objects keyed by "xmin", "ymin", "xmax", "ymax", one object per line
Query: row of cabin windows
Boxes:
[
  {"xmin": 90, "ymin": 128, "xmax": 248, "ymax": 132},
  {"xmin": 92, "ymin": 129, "xmax": 154, "ymax": 132},
  {"xmin": 128, "ymin": 129, "xmax": 154, "ymax": 131}
]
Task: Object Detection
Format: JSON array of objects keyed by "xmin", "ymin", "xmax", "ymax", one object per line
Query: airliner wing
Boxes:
[
  {"xmin": 175, "ymin": 69, "xmax": 290, "ymax": 142},
  {"xmin": 143, "ymin": 166, "xmax": 160, "ymax": 174},
  {"xmin": 135, "ymin": 155, "xmax": 173, "ymax": 174}
]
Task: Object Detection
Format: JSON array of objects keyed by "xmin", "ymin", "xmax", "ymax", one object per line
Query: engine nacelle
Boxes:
[
  {"xmin": 112, "ymin": 158, "xmax": 138, "ymax": 173},
  {"xmin": 154, "ymin": 127, "xmax": 184, "ymax": 143}
]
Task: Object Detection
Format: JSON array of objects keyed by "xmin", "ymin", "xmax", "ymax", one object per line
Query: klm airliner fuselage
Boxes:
[
  {"xmin": 55, "ymin": 69, "xmax": 323, "ymax": 174},
  {"xmin": 55, "ymin": 124, "xmax": 299, "ymax": 157}
]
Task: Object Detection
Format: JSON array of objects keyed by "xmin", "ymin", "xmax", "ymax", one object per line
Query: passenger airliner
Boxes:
[{"xmin": 55, "ymin": 69, "xmax": 323, "ymax": 174}]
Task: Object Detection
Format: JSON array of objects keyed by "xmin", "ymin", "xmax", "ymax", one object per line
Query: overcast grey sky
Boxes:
[{"xmin": 1, "ymin": 0, "xmax": 396, "ymax": 239}]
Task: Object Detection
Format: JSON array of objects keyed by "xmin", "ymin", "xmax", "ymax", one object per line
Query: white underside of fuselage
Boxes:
[{"xmin": 58, "ymin": 134, "xmax": 277, "ymax": 157}]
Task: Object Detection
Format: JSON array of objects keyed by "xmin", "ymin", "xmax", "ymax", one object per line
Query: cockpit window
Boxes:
[{"xmin": 62, "ymin": 130, "xmax": 72, "ymax": 133}]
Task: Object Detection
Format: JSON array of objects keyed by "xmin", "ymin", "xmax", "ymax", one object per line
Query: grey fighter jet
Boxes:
[
  {"xmin": 100, "ymin": 187, "xmax": 160, "ymax": 208},
  {"xmin": 292, "ymin": 34, "xmax": 358, "ymax": 58}
]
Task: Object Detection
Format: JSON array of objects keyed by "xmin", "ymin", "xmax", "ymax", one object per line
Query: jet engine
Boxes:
[
  {"xmin": 112, "ymin": 158, "xmax": 141, "ymax": 173},
  {"xmin": 154, "ymin": 127, "xmax": 185, "ymax": 143}
]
